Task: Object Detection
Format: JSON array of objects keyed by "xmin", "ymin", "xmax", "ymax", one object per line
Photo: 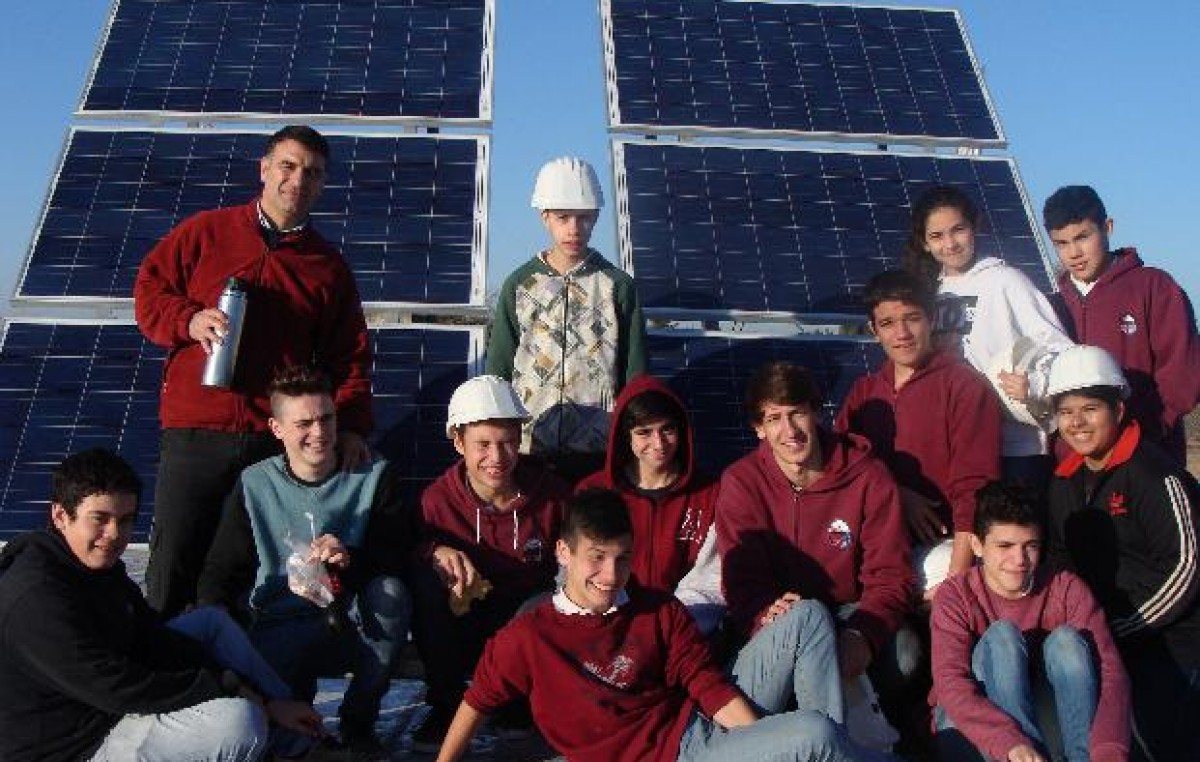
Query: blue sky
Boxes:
[{"xmin": 1, "ymin": 0, "xmax": 1197, "ymax": 309}]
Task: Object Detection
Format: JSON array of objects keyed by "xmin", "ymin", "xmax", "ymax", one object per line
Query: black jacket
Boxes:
[
  {"xmin": 1048, "ymin": 422, "xmax": 1200, "ymax": 668},
  {"xmin": 0, "ymin": 530, "xmax": 227, "ymax": 761}
]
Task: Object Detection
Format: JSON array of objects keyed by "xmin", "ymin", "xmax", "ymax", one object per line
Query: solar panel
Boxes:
[
  {"xmin": 80, "ymin": 0, "xmax": 493, "ymax": 124},
  {"xmin": 602, "ymin": 0, "xmax": 1002, "ymax": 146},
  {"xmin": 615, "ymin": 140, "xmax": 1050, "ymax": 316},
  {"xmin": 648, "ymin": 331, "xmax": 883, "ymax": 473},
  {"xmin": 17, "ymin": 127, "xmax": 487, "ymax": 305},
  {"xmin": 0, "ymin": 320, "xmax": 479, "ymax": 540}
]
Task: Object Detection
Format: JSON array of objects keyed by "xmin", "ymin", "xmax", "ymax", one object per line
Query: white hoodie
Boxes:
[{"xmin": 936, "ymin": 257, "xmax": 1074, "ymax": 456}]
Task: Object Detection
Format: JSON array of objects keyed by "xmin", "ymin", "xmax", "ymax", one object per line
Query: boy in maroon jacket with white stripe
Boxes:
[{"xmin": 436, "ymin": 489, "xmax": 899, "ymax": 762}]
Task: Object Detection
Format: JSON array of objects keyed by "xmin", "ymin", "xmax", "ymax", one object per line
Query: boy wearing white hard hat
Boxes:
[
  {"xmin": 485, "ymin": 157, "xmax": 647, "ymax": 483},
  {"xmin": 409, "ymin": 375, "xmax": 571, "ymax": 751},
  {"xmin": 1046, "ymin": 345, "xmax": 1200, "ymax": 761}
]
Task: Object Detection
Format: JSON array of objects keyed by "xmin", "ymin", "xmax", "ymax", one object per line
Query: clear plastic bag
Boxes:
[{"xmin": 286, "ymin": 545, "xmax": 335, "ymax": 607}]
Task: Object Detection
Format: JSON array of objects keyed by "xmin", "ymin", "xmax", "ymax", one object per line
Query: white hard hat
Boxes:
[
  {"xmin": 914, "ymin": 539, "xmax": 954, "ymax": 596},
  {"xmin": 1045, "ymin": 345, "xmax": 1129, "ymax": 400},
  {"xmin": 446, "ymin": 375, "xmax": 530, "ymax": 437},
  {"xmin": 530, "ymin": 157, "xmax": 604, "ymax": 211}
]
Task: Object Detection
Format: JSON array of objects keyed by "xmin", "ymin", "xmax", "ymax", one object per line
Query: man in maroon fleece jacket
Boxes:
[
  {"xmin": 1043, "ymin": 185, "xmax": 1200, "ymax": 464},
  {"xmin": 436, "ymin": 489, "xmax": 900, "ymax": 762},
  {"xmin": 134, "ymin": 125, "xmax": 373, "ymax": 618},
  {"xmin": 837, "ymin": 270, "xmax": 1001, "ymax": 598},
  {"xmin": 717, "ymin": 362, "xmax": 915, "ymax": 700}
]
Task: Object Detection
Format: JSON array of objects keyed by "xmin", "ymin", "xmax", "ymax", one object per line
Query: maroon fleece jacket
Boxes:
[
  {"xmin": 134, "ymin": 199, "xmax": 372, "ymax": 434},
  {"xmin": 1053, "ymin": 248, "xmax": 1200, "ymax": 455},
  {"xmin": 416, "ymin": 458, "xmax": 569, "ymax": 598},
  {"xmin": 716, "ymin": 432, "xmax": 912, "ymax": 650},
  {"xmin": 931, "ymin": 567, "xmax": 1130, "ymax": 762},
  {"xmin": 836, "ymin": 349, "xmax": 1001, "ymax": 534},
  {"xmin": 577, "ymin": 375, "xmax": 718, "ymax": 594},
  {"xmin": 464, "ymin": 590, "xmax": 740, "ymax": 762}
]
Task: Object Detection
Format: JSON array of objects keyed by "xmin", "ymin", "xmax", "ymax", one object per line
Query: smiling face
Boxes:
[
  {"xmin": 52, "ymin": 492, "xmax": 138, "ymax": 570},
  {"xmin": 923, "ymin": 205, "xmax": 977, "ymax": 277},
  {"xmin": 259, "ymin": 138, "xmax": 327, "ymax": 229},
  {"xmin": 269, "ymin": 392, "xmax": 338, "ymax": 480},
  {"xmin": 629, "ymin": 417, "xmax": 681, "ymax": 478},
  {"xmin": 1049, "ymin": 218, "xmax": 1113, "ymax": 284},
  {"xmin": 754, "ymin": 401, "xmax": 823, "ymax": 482},
  {"xmin": 1055, "ymin": 393, "xmax": 1123, "ymax": 468},
  {"xmin": 972, "ymin": 521, "xmax": 1040, "ymax": 600},
  {"xmin": 556, "ymin": 532, "xmax": 633, "ymax": 614},
  {"xmin": 870, "ymin": 298, "xmax": 934, "ymax": 373},
  {"xmin": 541, "ymin": 209, "xmax": 598, "ymax": 264},
  {"xmin": 453, "ymin": 420, "xmax": 522, "ymax": 503}
]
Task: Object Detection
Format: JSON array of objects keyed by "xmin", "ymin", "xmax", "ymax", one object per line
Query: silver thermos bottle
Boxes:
[{"xmin": 201, "ymin": 277, "xmax": 247, "ymax": 388}]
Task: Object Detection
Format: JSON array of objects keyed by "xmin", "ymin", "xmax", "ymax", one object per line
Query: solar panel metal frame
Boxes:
[
  {"xmin": 76, "ymin": 0, "xmax": 496, "ymax": 127},
  {"xmin": 0, "ymin": 318, "xmax": 483, "ymax": 541},
  {"xmin": 612, "ymin": 137, "xmax": 1054, "ymax": 321},
  {"xmin": 13, "ymin": 125, "xmax": 490, "ymax": 309},
  {"xmin": 600, "ymin": 0, "xmax": 1006, "ymax": 149},
  {"xmin": 645, "ymin": 327, "xmax": 884, "ymax": 472}
]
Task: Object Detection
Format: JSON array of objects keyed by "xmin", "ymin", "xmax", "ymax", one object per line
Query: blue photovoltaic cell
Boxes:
[
  {"xmin": 19, "ymin": 129, "xmax": 483, "ymax": 304},
  {"xmin": 648, "ymin": 332, "xmax": 883, "ymax": 473},
  {"xmin": 0, "ymin": 321, "xmax": 475, "ymax": 541},
  {"xmin": 82, "ymin": 0, "xmax": 489, "ymax": 121},
  {"xmin": 605, "ymin": 0, "xmax": 1000, "ymax": 144},
  {"xmin": 617, "ymin": 141, "xmax": 1050, "ymax": 314}
]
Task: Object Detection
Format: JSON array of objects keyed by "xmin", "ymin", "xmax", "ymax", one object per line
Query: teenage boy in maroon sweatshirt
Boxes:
[
  {"xmin": 837, "ymin": 269, "xmax": 1001, "ymax": 598},
  {"xmin": 1043, "ymin": 185, "xmax": 1200, "ymax": 464},
  {"xmin": 716, "ymin": 362, "xmax": 914, "ymax": 701},
  {"xmin": 931, "ymin": 481, "xmax": 1130, "ymax": 762},
  {"xmin": 409, "ymin": 375, "xmax": 571, "ymax": 751},
  {"xmin": 435, "ymin": 489, "xmax": 900, "ymax": 762}
]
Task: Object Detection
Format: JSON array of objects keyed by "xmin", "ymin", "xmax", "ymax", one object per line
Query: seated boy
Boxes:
[
  {"xmin": 485, "ymin": 156, "xmax": 647, "ymax": 482},
  {"xmin": 1045, "ymin": 345, "xmax": 1200, "ymax": 761},
  {"xmin": 435, "ymin": 488, "xmax": 900, "ymax": 762},
  {"xmin": 837, "ymin": 269, "xmax": 1001, "ymax": 596},
  {"xmin": 931, "ymin": 481, "xmax": 1130, "ymax": 762},
  {"xmin": 409, "ymin": 375, "xmax": 571, "ymax": 751},
  {"xmin": 198, "ymin": 366, "xmax": 411, "ymax": 753},
  {"xmin": 577, "ymin": 375, "xmax": 724, "ymax": 634},
  {"xmin": 0, "ymin": 448, "xmax": 320, "ymax": 762}
]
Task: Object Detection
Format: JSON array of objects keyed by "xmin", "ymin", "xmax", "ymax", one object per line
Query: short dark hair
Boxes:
[
  {"xmin": 902, "ymin": 184, "xmax": 982, "ymax": 285},
  {"xmin": 863, "ymin": 269, "xmax": 936, "ymax": 321},
  {"xmin": 744, "ymin": 362, "xmax": 822, "ymax": 424},
  {"xmin": 1051, "ymin": 384, "xmax": 1124, "ymax": 413},
  {"xmin": 562, "ymin": 488, "xmax": 633, "ymax": 547},
  {"xmin": 1042, "ymin": 185, "xmax": 1107, "ymax": 231},
  {"xmin": 269, "ymin": 365, "xmax": 333, "ymax": 415},
  {"xmin": 265, "ymin": 125, "xmax": 330, "ymax": 161},
  {"xmin": 973, "ymin": 481, "xmax": 1043, "ymax": 539},
  {"xmin": 52, "ymin": 448, "xmax": 141, "ymax": 519}
]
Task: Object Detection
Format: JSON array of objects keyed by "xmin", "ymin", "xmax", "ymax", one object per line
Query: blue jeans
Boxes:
[
  {"xmin": 677, "ymin": 600, "xmax": 900, "ymax": 762},
  {"xmin": 90, "ymin": 607, "xmax": 281, "ymax": 761},
  {"xmin": 249, "ymin": 574, "xmax": 410, "ymax": 729},
  {"xmin": 935, "ymin": 621, "xmax": 1098, "ymax": 762}
]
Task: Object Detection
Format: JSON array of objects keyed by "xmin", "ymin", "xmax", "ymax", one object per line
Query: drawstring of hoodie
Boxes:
[{"xmin": 474, "ymin": 505, "xmax": 521, "ymax": 551}]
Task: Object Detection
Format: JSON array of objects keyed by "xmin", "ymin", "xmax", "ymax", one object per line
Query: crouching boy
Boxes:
[
  {"xmin": 931, "ymin": 481, "xmax": 1130, "ymax": 762},
  {"xmin": 435, "ymin": 488, "xmax": 900, "ymax": 762}
]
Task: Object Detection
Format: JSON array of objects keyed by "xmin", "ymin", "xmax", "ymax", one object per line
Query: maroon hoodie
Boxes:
[
  {"xmin": 416, "ymin": 458, "xmax": 570, "ymax": 598},
  {"xmin": 577, "ymin": 375, "xmax": 718, "ymax": 595},
  {"xmin": 836, "ymin": 349, "xmax": 1001, "ymax": 535},
  {"xmin": 1053, "ymin": 248, "xmax": 1200, "ymax": 459},
  {"xmin": 716, "ymin": 432, "xmax": 912, "ymax": 650}
]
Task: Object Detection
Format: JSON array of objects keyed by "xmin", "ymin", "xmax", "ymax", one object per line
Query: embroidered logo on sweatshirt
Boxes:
[
  {"xmin": 584, "ymin": 654, "xmax": 634, "ymax": 689},
  {"xmin": 1118, "ymin": 313, "xmax": 1138, "ymax": 335},
  {"xmin": 1108, "ymin": 492, "xmax": 1129, "ymax": 517},
  {"xmin": 826, "ymin": 519, "xmax": 854, "ymax": 550},
  {"xmin": 678, "ymin": 506, "xmax": 703, "ymax": 544}
]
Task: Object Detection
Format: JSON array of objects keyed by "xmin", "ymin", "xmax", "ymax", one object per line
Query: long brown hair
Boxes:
[{"xmin": 902, "ymin": 184, "xmax": 981, "ymax": 286}]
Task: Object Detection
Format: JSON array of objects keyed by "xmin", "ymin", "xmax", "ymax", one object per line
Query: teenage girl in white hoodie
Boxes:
[{"xmin": 903, "ymin": 185, "xmax": 1073, "ymax": 489}]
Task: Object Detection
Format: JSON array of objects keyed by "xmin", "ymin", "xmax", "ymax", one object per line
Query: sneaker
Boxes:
[{"xmin": 409, "ymin": 706, "xmax": 454, "ymax": 754}]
